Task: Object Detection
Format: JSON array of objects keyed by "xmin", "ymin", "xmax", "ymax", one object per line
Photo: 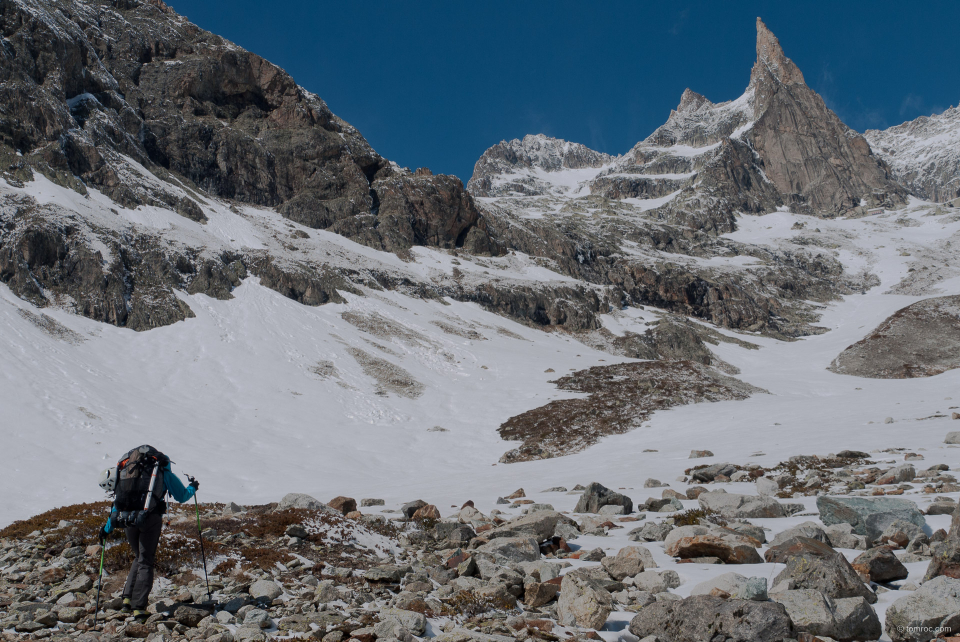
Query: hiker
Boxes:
[{"xmin": 98, "ymin": 445, "xmax": 199, "ymax": 620}]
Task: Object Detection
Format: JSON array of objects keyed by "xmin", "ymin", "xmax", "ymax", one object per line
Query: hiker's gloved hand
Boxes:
[
  {"xmin": 98, "ymin": 526, "xmax": 108, "ymax": 543},
  {"xmin": 189, "ymin": 478, "xmax": 199, "ymax": 491}
]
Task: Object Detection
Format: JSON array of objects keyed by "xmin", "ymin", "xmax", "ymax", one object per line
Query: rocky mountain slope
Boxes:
[
  {"xmin": 2, "ymin": 6, "xmax": 960, "ymax": 622},
  {"xmin": 866, "ymin": 105, "xmax": 960, "ymax": 204},
  {"xmin": 465, "ymin": 19, "xmax": 910, "ymax": 343}
]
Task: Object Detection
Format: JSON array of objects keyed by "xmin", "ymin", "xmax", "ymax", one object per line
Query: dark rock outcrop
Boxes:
[{"xmin": 0, "ymin": 0, "xmax": 484, "ymax": 254}]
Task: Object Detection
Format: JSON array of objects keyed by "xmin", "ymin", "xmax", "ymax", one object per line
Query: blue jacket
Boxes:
[{"xmin": 104, "ymin": 464, "xmax": 195, "ymax": 533}]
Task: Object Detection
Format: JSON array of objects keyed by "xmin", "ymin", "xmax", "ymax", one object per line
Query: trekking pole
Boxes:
[
  {"xmin": 186, "ymin": 475, "xmax": 212, "ymax": 603},
  {"xmin": 93, "ymin": 536, "xmax": 105, "ymax": 631}
]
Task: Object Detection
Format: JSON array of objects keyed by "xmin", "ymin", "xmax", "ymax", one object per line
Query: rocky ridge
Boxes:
[
  {"xmin": 466, "ymin": 18, "xmax": 909, "ymax": 341},
  {"xmin": 866, "ymin": 105, "xmax": 960, "ymax": 204}
]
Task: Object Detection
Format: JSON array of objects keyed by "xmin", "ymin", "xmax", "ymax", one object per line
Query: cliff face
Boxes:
[
  {"xmin": 746, "ymin": 18, "xmax": 906, "ymax": 215},
  {"xmin": 0, "ymin": 0, "xmax": 481, "ymax": 253}
]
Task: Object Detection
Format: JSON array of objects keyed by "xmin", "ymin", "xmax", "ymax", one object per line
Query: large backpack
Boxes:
[{"xmin": 114, "ymin": 445, "xmax": 170, "ymax": 525}]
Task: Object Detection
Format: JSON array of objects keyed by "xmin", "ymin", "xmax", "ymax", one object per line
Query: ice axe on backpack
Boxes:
[{"xmin": 185, "ymin": 474, "xmax": 212, "ymax": 604}]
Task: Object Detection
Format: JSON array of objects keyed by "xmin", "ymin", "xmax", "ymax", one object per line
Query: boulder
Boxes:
[
  {"xmin": 877, "ymin": 464, "xmax": 916, "ymax": 485},
  {"xmin": 176, "ymin": 606, "xmax": 210, "ymax": 627},
  {"xmin": 573, "ymin": 482, "xmax": 633, "ymax": 514},
  {"xmin": 557, "ymin": 573, "xmax": 613, "ymax": 629},
  {"xmin": 484, "ymin": 511, "xmax": 573, "ymax": 541},
  {"xmin": 412, "ymin": 504, "xmax": 441, "ymax": 520},
  {"xmin": 364, "ymin": 565, "xmax": 409, "ymax": 582},
  {"xmin": 377, "ymin": 608, "xmax": 426, "ymax": 636},
  {"xmin": 401, "ymin": 500, "xmax": 428, "ymax": 519},
  {"xmin": 55, "ymin": 607, "xmax": 86, "ymax": 624},
  {"xmin": 328, "ymin": 496, "xmax": 357, "ymax": 514},
  {"xmin": 628, "ymin": 595, "xmax": 793, "ymax": 642},
  {"xmin": 524, "ymin": 582, "xmax": 560, "ymax": 607},
  {"xmin": 825, "ymin": 523, "xmax": 869, "ymax": 550},
  {"xmin": 436, "ymin": 522, "xmax": 476, "ymax": 543},
  {"xmin": 360, "ymin": 498, "xmax": 385, "ymax": 507},
  {"xmin": 945, "ymin": 431, "xmax": 960, "ymax": 444},
  {"xmin": 600, "ymin": 546, "xmax": 650, "ymax": 580},
  {"xmin": 690, "ymin": 572, "xmax": 748, "ymax": 597},
  {"xmin": 698, "ymin": 491, "xmax": 788, "ymax": 518},
  {"xmin": 771, "ymin": 590, "xmax": 836, "ymax": 638},
  {"xmin": 689, "ymin": 450, "xmax": 714, "ymax": 458},
  {"xmin": 629, "ymin": 521, "xmax": 674, "ymax": 542},
  {"xmin": 756, "ymin": 477, "xmax": 779, "ymax": 497},
  {"xmin": 772, "ymin": 591, "xmax": 881, "ymax": 641},
  {"xmin": 690, "ymin": 463, "xmax": 737, "ymax": 482},
  {"xmin": 476, "ymin": 537, "xmax": 540, "ymax": 565},
  {"xmin": 852, "ymin": 546, "xmax": 909, "ymax": 583},
  {"xmin": 770, "ymin": 521, "xmax": 830, "ymax": 547},
  {"xmin": 766, "ymin": 537, "xmax": 877, "ymax": 604},
  {"xmin": 817, "ymin": 496, "xmax": 927, "ymax": 545},
  {"xmin": 278, "ymin": 493, "xmax": 334, "ymax": 512},
  {"xmin": 664, "ymin": 525, "xmax": 763, "ymax": 564},
  {"xmin": 631, "ymin": 570, "xmax": 680, "ymax": 594},
  {"xmin": 833, "ymin": 597, "xmax": 883, "ymax": 642},
  {"xmin": 885, "ymin": 575, "xmax": 960, "ymax": 641},
  {"xmin": 248, "ymin": 579, "xmax": 283, "ymax": 602}
]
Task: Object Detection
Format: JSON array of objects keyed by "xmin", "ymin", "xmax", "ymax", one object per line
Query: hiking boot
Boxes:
[
  {"xmin": 120, "ymin": 598, "xmax": 132, "ymax": 614},
  {"xmin": 132, "ymin": 610, "xmax": 149, "ymax": 622}
]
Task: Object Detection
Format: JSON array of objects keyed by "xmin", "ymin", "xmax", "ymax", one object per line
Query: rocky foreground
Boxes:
[{"xmin": 7, "ymin": 437, "xmax": 960, "ymax": 642}]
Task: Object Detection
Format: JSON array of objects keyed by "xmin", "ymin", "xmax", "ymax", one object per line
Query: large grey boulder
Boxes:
[
  {"xmin": 483, "ymin": 511, "xmax": 574, "ymax": 541},
  {"xmin": 690, "ymin": 463, "xmax": 737, "ymax": 483},
  {"xmin": 630, "ymin": 570, "xmax": 680, "ymax": 594},
  {"xmin": 377, "ymin": 608, "xmax": 426, "ymax": 636},
  {"xmin": 698, "ymin": 491, "xmax": 790, "ymax": 519},
  {"xmin": 824, "ymin": 523, "xmax": 869, "ymax": 550},
  {"xmin": 278, "ymin": 493, "xmax": 334, "ymax": 512},
  {"xmin": 628, "ymin": 595, "xmax": 793, "ymax": 642},
  {"xmin": 573, "ymin": 482, "xmax": 633, "ymax": 514},
  {"xmin": 772, "ymin": 590, "xmax": 881, "ymax": 641},
  {"xmin": 766, "ymin": 537, "xmax": 877, "ymax": 604},
  {"xmin": 771, "ymin": 590, "xmax": 836, "ymax": 638},
  {"xmin": 600, "ymin": 545, "xmax": 655, "ymax": 580},
  {"xmin": 629, "ymin": 520, "xmax": 674, "ymax": 542},
  {"xmin": 689, "ymin": 572, "xmax": 766, "ymax": 600},
  {"xmin": 878, "ymin": 463, "xmax": 916, "ymax": 484},
  {"xmin": 557, "ymin": 573, "xmax": 613, "ymax": 629},
  {"xmin": 817, "ymin": 496, "xmax": 927, "ymax": 544},
  {"xmin": 476, "ymin": 537, "xmax": 540, "ymax": 565},
  {"xmin": 769, "ymin": 521, "xmax": 829, "ymax": 547},
  {"xmin": 885, "ymin": 576, "xmax": 960, "ymax": 641},
  {"xmin": 248, "ymin": 580, "xmax": 282, "ymax": 602},
  {"xmin": 756, "ymin": 476, "xmax": 779, "ymax": 497},
  {"xmin": 690, "ymin": 572, "xmax": 748, "ymax": 597}
]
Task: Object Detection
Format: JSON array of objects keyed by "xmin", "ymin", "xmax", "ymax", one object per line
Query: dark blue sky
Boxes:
[{"xmin": 168, "ymin": 1, "xmax": 960, "ymax": 183}]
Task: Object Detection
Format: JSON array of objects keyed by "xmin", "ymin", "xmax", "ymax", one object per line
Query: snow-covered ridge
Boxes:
[
  {"xmin": 866, "ymin": 105, "xmax": 960, "ymax": 204},
  {"xmin": 466, "ymin": 134, "xmax": 616, "ymax": 197}
]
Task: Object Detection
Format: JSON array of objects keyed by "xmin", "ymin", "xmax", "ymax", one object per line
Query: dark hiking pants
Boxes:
[{"xmin": 122, "ymin": 513, "xmax": 163, "ymax": 609}]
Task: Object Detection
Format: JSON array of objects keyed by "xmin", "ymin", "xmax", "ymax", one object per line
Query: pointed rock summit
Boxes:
[
  {"xmin": 751, "ymin": 17, "xmax": 805, "ymax": 94},
  {"xmin": 677, "ymin": 88, "xmax": 712, "ymax": 114},
  {"xmin": 745, "ymin": 18, "xmax": 905, "ymax": 214}
]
